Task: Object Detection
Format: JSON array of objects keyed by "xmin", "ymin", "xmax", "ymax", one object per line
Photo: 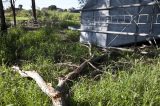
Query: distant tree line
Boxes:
[
  {"xmin": 0, "ymin": 0, "xmax": 88, "ymax": 32},
  {"xmin": 48, "ymin": 5, "xmax": 57, "ymax": 10},
  {"xmin": 0, "ymin": 0, "xmax": 37, "ymax": 32},
  {"xmin": 78, "ymin": 0, "xmax": 88, "ymax": 4}
]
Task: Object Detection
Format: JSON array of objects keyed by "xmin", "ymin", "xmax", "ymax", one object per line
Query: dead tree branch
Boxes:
[
  {"xmin": 80, "ymin": 42, "xmax": 92, "ymax": 56},
  {"xmin": 12, "ymin": 59, "xmax": 90, "ymax": 106},
  {"xmin": 12, "ymin": 66, "xmax": 64, "ymax": 106},
  {"xmin": 56, "ymin": 62, "xmax": 79, "ymax": 68},
  {"xmin": 11, "ymin": 50, "xmax": 118, "ymax": 106}
]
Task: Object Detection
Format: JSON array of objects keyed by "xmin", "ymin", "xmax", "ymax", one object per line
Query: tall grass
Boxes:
[
  {"xmin": 41, "ymin": 10, "xmax": 80, "ymax": 28},
  {"xmin": 0, "ymin": 27, "xmax": 160, "ymax": 106},
  {"xmin": 0, "ymin": 27, "xmax": 86, "ymax": 65},
  {"xmin": 71, "ymin": 57, "xmax": 160, "ymax": 106},
  {"xmin": 42, "ymin": 10, "xmax": 80, "ymax": 21},
  {"xmin": 0, "ymin": 27, "xmax": 87, "ymax": 105},
  {"xmin": 5, "ymin": 10, "xmax": 80, "ymax": 30},
  {"xmin": 0, "ymin": 65, "xmax": 50, "ymax": 106}
]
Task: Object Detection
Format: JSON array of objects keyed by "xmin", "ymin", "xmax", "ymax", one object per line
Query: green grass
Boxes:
[
  {"xmin": 1, "ymin": 23, "xmax": 160, "ymax": 106},
  {"xmin": 72, "ymin": 58, "xmax": 160, "ymax": 106},
  {"xmin": 5, "ymin": 10, "xmax": 80, "ymax": 29},
  {"xmin": 0, "ymin": 27, "xmax": 88, "ymax": 105},
  {"xmin": 6, "ymin": 17, "xmax": 29, "ymax": 21},
  {"xmin": 0, "ymin": 65, "xmax": 50, "ymax": 106},
  {"xmin": 5, "ymin": 10, "xmax": 80, "ymax": 22},
  {"xmin": 41, "ymin": 10, "xmax": 80, "ymax": 21}
]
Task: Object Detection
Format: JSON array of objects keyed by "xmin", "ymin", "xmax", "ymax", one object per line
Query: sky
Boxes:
[{"xmin": 3, "ymin": 0, "xmax": 80, "ymax": 10}]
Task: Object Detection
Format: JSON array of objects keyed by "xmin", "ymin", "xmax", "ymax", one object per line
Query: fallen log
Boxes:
[
  {"xmin": 11, "ymin": 51, "xmax": 122, "ymax": 106},
  {"xmin": 12, "ymin": 66, "xmax": 64, "ymax": 106},
  {"xmin": 12, "ymin": 59, "xmax": 90, "ymax": 106}
]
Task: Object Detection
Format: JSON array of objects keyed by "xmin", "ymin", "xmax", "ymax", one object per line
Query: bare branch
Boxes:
[
  {"xmin": 88, "ymin": 62, "xmax": 101, "ymax": 72},
  {"xmin": 12, "ymin": 66, "xmax": 64, "ymax": 106},
  {"xmin": 11, "ymin": 59, "xmax": 90, "ymax": 106},
  {"xmin": 80, "ymin": 42, "xmax": 92, "ymax": 56},
  {"xmin": 56, "ymin": 62, "xmax": 79, "ymax": 68},
  {"xmin": 57, "ymin": 59, "xmax": 90, "ymax": 88},
  {"xmin": 11, "ymin": 52, "xmax": 112, "ymax": 106}
]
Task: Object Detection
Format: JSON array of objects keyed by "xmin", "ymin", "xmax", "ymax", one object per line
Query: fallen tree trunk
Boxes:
[
  {"xmin": 12, "ymin": 66, "xmax": 64, "ymax": 106},
  {"xmin": 10, "ymin": 45, "xmax": 157, "ymax": 106},
  {"xmin": 12, "ymin": 59, "xmax": 91, "ymax": 106},
  {"xmin": 11, "ymin": 51, "xmax": 121, "ymax": 106}
]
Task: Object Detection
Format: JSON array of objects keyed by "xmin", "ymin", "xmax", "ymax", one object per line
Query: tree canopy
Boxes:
[{"xmin": 78, "ymin": 0, "xmax": 88, "ymax": 5}]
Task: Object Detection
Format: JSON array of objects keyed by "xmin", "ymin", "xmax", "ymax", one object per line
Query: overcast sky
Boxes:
[{"xmin": 3, "ymin": 0, "xmax": 80, "ymax": 9}]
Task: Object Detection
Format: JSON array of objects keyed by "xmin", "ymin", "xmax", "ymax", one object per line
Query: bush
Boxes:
[
  {"xmin": 16, "ymin": 10, "xmax": 30, "ymax": 17},
  {"xmin": 0, "ymin": 27, "xmax": 86, "ymax": 65}
]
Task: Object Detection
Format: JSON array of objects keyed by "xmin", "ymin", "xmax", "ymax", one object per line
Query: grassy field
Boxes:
[
  {"xmin": 5, "ymin": 10, "xmax": 80, "ymax": 22},
  {"xmin": 6, "ymin": 17, "xmax": 29, "ymax": 21},
  {"xmin": 5, "ymin": 10, "xmax": 80, "ymax": 29},
  {"xmin": 0, "ymin": 27, "xmax": 160, "ymax": 106},
  {"xmin": 1, "ymin": 10, "xmax": 160, "ymax": 106}
]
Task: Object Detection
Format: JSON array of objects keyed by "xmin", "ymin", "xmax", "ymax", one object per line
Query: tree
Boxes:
[
  {"xmin": 78, "ymin": 0, "xmax": 88, "ymax": 4},
  {"xmin": 77, "ymin": 0, "xmax": 88, "ymax": 8},
  {"xmin": 48, "ymin": 5, "xmax": 57, "ymax": 10},
  {"xmin": 10, "ymin": 0, "xmax": 16, "ymax": 26},
  {"xmin": 18, "ymin": 4, "xmax": 23, "ymax": 10},
  {"xmin": 31, "ymin": 0, "xmax": 37, "ymax": 22},
  {"xmin": 0, "ymin": 0, "xmax": 7, "ymax": 32}
]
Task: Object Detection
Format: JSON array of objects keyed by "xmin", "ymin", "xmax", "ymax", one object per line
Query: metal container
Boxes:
[{"xmin": 80, "ymin": 0, "xmax": 160, "ymax": 47}]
